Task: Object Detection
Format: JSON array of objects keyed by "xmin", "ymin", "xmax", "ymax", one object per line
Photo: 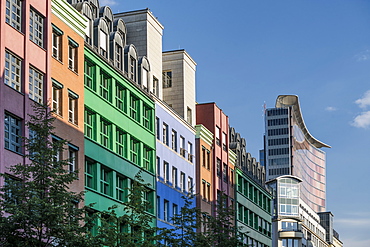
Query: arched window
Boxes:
[
  {"xmin": 124, "ymin": 44, "xmax": 138, "ymax": 82},
  {"xmin": 94, "ymin": 18, "xmax": 109, "ymax": 58},
  {"xmin": 110, "ymin": 19, "xmax": 126, "ymax": 71},
  {"xmin": 99, "ymin": 6, "xmax": 113, "ymax": 31},
  {"xmin": 73, "ymin": 2, "xmax": 93, "ymax": 44},
  {"xmin": 139, "ymin": 56, "xmax": 150, "ymax": 91}
]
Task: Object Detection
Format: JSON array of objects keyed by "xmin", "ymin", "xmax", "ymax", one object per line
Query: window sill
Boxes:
[
  {"xmin": 68, "ymin": 121, "xmax": 79, "ymax": 128},
  {"xmin": 68, "ymin": 68, "xmax": 79, "ymax": 75},
  {"xmin": 5, "ymin": 22, "xmax": 24, "ymax": 35},
  {"xmin": 4, "ymin": 147, "xmax": 23, "ymax": 156},
  {"xmin": 52, "ymin": 56, "xmax": 63, "ymax": 64}
]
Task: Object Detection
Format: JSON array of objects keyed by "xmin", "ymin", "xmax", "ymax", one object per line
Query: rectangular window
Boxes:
[
  {"xmin": 188, "ymin": 142, "xmax": 193, "ymax": 163},
  {"xmin": 84, "ymin": 60, "xmax": 95, "ymax": 90},
  {"xmin": 130, "ymin": 138, "xmax": 139, "ymax": 164},
  {"xmin": 172, "ymin": 167, "xmax": 178, "ymax": 188},
  {"xmin": 130, "ymin": 56, "xmax": 136, "ymax": 81},
  {"xmin": 164, "ymin": 200, "xmax": 169, "ymax": 221},
  {"xmin": 100, "ymin": 119, "xmax": 111, "ymax": 149},
  {"xmin": 116, "ymin": 175, "xmax": 127, "ymax": 202},
  {"xmin": 180, "ymin": 172, "xmax": 185, "ymax": 192},
  {"xmin": 180, "ymin": 136, "xmax": 185, "ymax": 157},
  {"xmin": 163, "ymin": 161, "xmax": 169, "ymax": 182},
  {"xmin": 84, "ymin": 109, "xmax": 95, "ymax": 140},
  {"xmin": 68, "ymin": 38, "xmax": 78, "ymax": 72},
  {"xmin": 152, "ymin": 76, "xmax": 159, "ymax": 97},
  {"xmin": 156, "ymin": 117, "xmax": 160, "ymax": 140},
  {"xmin": 100, "ymin": 73, "xmax": 110, "ymax": 101},
  {"xmin": 29, "ymin": 8, "xmax": 44, "ymax": 47},
  {"xmin": 206, "ymin": 151, "xmax": 210, "ymax": 170},
  {"xmin": 173, "ymin": 204, "xmax": 178, "ymax": 219},
  {"xmin": 130, "ymin": 96, "xmax": 138, "ymax": 121},
  {"xmin": 207, "ymin": 183, "xmax": 211, "ymax": 202},
  {"xmin": 5, "ymin": 50, "xmax": 22, "ymax": 92},
  {"xmin": 163, "ymin": 123, "xmax": 168, "ymax": 145},
  {"xmin": 162, "ymin": 70, "xmax": 172, "ymax": 88},
  {"xmin": 115, "ymin": 84, "xmax": 125, "ymax": 111},
  {"xmin": 230, "ymin": 169, "xmax": 234, "ymax": 187},
  {"xmin": 100, "ymin": 166, "xmax": 111, "ymax": 196},
  {"xmin": 143, "ymin": 105, "xmax": 151, "ymax": 130},
  {"xmin": 29, "ymin": 66, "xmax": 43, "ymax": 103},
  {"xmin": 6, "ymin": 0, "xmax": 22, "ymax": 31},
  {"xmin": 202, "ymin": 180, "xmax": 206, "ymax": 201},
  {"xmin": 187, "ymin": 107, "xmax": 192, "ymax": 125},
  {"xmin": 4, "ymin": 113, "xmax": 21, "ymax": 153},
  {"xmin": 222, "ymin": 132, "xmax": 227, "ymax": 151},
  {"xmin": 188, "ymin": 176, "xmax": 193, "ymax": 193},
  {"xmin": 215, "ymin": 126, "xmax": 220, "ymax": 146},
  {"xmin": 202, "ymin": 147, "xmax": 206, "ymax": 167},
  {"xmin": 142, "ymin": 68, "xmax": 148, "ymax": 90},
  {"xmin": 171, "ymin": 129, "xmax": 177, "ymax": 151},
  {"xmin": 69, "ymin": 147, "xmax": 77, "ymax": 173},
  {"xmin": 223, "ymin": 163, "xmax": 228, "ymax": 183},
  {"xmin": 143, "ymin": 146, "xmax": 151, "ymax": 170},
  {"xmin": 100, "ymin": 30, "xmax": 107, "ymax": 56},
  {"xmin": 52, "ymin": 26, "xmax": 63, "ymax": 61},
  {"xmin": 115, "ymin": 44, "xmax": 122, "ymax": 70},
  {"xmin": 217, "ymin": 158, "xmax": 221, "ymax": 177},
  {"xmin": 85, "ymin": 159, "xmax": 96, "ymax": 189},
  {"xmin": 52, "ymin": 81, "xmax": 63, "ymax": 116},
  {"xmin": 68, "ymin": 91, "xmax": 78, "ymax": 125},
  {"xmin": 157, "ymin": 196, "xmax": 161, "ymax": 218},
  {"xmin": 116, "ymin": 128, "xmax": 126, "ymax": 157}
]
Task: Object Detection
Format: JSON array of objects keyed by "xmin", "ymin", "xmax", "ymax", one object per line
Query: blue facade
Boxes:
[{"xmin": 155, "ymin": 100, "xmax": 196, "ymax": 230}]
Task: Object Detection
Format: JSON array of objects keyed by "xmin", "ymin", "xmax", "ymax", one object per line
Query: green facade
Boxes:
[
  {"xmin": 83, "ymin": 47, "xmax": 156, "ymax": 217},
  {"xmin": 236, "ymin": 168, "xmax": 272, "ymax": 247}
]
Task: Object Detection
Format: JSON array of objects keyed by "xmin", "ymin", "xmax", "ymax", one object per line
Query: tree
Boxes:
[
  {"xmin": 93, "ymin": 171, "xmax": 167, "ymax": 247},
  {"xmin": 160, "ymin": 193, "xmax": 207, "ymax": 247},
  {"xmin": 0, "ymin": 103, "xmax": 91, "ymax": 247},
  {"xmin": 201, "ymin": 193, "xmax": 246, "ymax": 247}
]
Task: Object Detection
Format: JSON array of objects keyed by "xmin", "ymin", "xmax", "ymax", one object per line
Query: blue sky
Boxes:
[{"xmin": 104, "ymin": 0, "xmax": 370, "ymax": 245}]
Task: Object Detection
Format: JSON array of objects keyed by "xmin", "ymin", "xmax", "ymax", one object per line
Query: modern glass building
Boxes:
[{"xmin": 265, "ymin": 95, "xmax": 330, "ymax": 213}]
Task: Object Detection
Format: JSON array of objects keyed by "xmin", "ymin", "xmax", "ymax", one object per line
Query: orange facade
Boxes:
[{"xmin": 50, "ymin": 5, "xmax": 85, "ymax": 194}]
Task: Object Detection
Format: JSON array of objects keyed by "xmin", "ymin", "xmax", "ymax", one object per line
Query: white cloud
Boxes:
[
  {"xmin": 355, "ymin": 90, "xmax": 370, "ymax": 109},
  {"xmin": 351, "ymin": 111, "xmax": 370, "ymax": 128},
  {"xmin": 100, "ymin": 0, "xmax": 118, "ymax": 6},
  {"xmin": 355, "ymin": 49, "xmax": 370, "ymax": 61},
  {"xmin": 325, "ymin": 106, "xmax": 337, "ymax": 111}
]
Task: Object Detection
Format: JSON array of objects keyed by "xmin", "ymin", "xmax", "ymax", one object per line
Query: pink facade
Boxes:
[
  {"xmin": 0, "ymin": 0, "xmax": 51, "ymax": 181},
  {"xmin": 196, "ymin": 103, "xmax": 234, "ymax": 212}
]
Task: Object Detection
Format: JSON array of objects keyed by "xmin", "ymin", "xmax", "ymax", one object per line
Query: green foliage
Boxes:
[{"xmin": 0, "ymin": 103, "xmax": 91, "ymax": 247}]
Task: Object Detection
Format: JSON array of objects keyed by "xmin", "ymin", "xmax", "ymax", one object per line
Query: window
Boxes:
[
  {"xmin": 85, "ymin": 159, "xmax": 96, "ymax": 189},
  {"xmin": 163, "ymin": 161, "xmax": 169, "ymax": 182},
  {"xmin": 173, "ymin": 204, "xmax": 178, "ymax": 219},
  {"xmin": 28, "ymin": 127, "xmax": 37, "ymax": 158},
  {"xmin": 68, "ymin": 91, "xmax": 78, "ymax": 125},
  {"xmin": 84, "ymin": 60, "xmax": 95, "ymax": 90},
  {"xmin": 130, "ymin": 96, "xmax": 138, "ymax": 121},
  {"xmin": 216, "ymin": 158, "xmax": 221, "ymax": 177},
  {"xmin": 207, "ymin": 183, "xmax": 211, "ymax": 202},
  {"xmin": 180, "ymin": 172, "xmax": 185, "ymax": 192},
  {"xmin": 164, "ymin": 200, "xmax": 169, "ymax": 221},
  {"xmin": 52, "ymin": 25, "xmax": 63, "ymax": 61},
  {"xmin": 68, "ymin": 38, "xmax": 78, "ymax": 72},
  {"xmin": 143, "ymin": 146, "xmax": 151, "ymax": 170},
  {"xmin": 116, "ymin": 128, "xmax": 126, "ymax": 157},
  {"xmin": 5, "ymin": 0, "xmax": 22, "ymax": 31},
  {"xmin": 215, "ymin": 126, "xmax": 220, "ymax": 146},
  {"xmin": 156, "ymin": 117, "xmax": 160, "ymax": 140},
  {"xmin": 69, "ymin": 147, "xmax": 77, "ymax": 173},
  {"xmin": 188, "ymin": 142, "xmax": 193, "ymax": 163},
  {"xmin": 129, "ymin": 56, "xmax": 136, "ymax": 81},
  {"xmin": 152, "ymin": 76, "xmax": 159, "ymax": 97},
  {"xmin": 100, "ymin": 119, "xmax": 111, "ymax": 149},
  {"xmin": 4, "ymin": 175, "xmax": 21, "ymax": 205},
  {"xmin": 180, "ymin": 136, "xmax": 185, "ymax": 157},
  {"xmin": 29, "ymin": 8, "xmax": 44, "ymax": 47},
  {"xmin": 143, "ymin": 105, "xmax": 151, "ymax": 130},
  {"xmin": 206, "ymin": 151, "xmax": 210, "ymax": 170},
  {"xmin": 163, "ymin": 123, "xmax": 168, "ymax": 145},
  {"xmin": 52, "ymin": 137, "xmax": 61, "ymax": 162},
  {"xmin": 142, "ymin": 68, "xmax": 148, "ymax": 90},
  {"xmin": 222, "ymin": 132, "xmax": 227, "ymax": 151},
  {"xmin": 171, "ymin": 130, "xmax": 177, "ymax": 151},
  {"xmin": 230, "ymin": 169, "xmax": 234, "ymax": 187},
  {"xmin": 52, "ymin": 81, "xmax": 63, "ymax": 115},
  {"xmin": 157, "ymin": 196, "xmax": 161, "ymax": 218},
  {"xmin": 115, "ymin": 84, "xmax": 125, "ymax": 111},
  {"xmin": 223, "ymin": 164, "xmax": 228, "ymax": 183},
  {"xmin": 5, "ymin": 50, "xmax": 22, "ymax": 92},
  {"xmin": 100, "ymin": 30, "xmax": 107, "ymax": 57},
  {"xmin": 187, "ymin": 107, "xmax": 192, "ymax": 125},
  {"xmin": 202, "ymin": 148, "xmax": 206, "ymax": 167},
  {"xmin": 100, "ymin": 166, "xmax": 112, "ymax": 196},
  {"xmin": 202, "ymin": 180, "xmax": 206, "ymax": 201},
  {"xmin": 188, "ymin": 176, "xmax": 193, "ymax": 193},
  {"xmin": 115, "ymin": 44, "xmax": 122, "ymax": 70},
  {"xmin": 116, "ymin": 175, "xmax": 127, "ymax": 202},
  {"xmin": 100, "ymin": 73, "xmax": 110, "ymax": 101},
  {"xmin": 172, "ymin": 167, "xmax": 178, "ymax": 188},
  {"xmin": 130, "ymin": 138, "xmax": 139, "ymax": 164},
  {"xmin": 84, "ymin": 109, "xmax": 95, "ymax": 140},
  {"xmin": 4, "ymin": 113, "xmax": 21, "ymax": 153},
  {"xmin": 29, "ymin": 66, "xmax": 43, "ymax": 103},
  {"xmin": 162, "ymin": 70, "xmax": 172, "ymax": 88}
]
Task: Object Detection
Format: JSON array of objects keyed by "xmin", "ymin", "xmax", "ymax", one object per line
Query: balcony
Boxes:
[{"xmin": 279, "ymin": 229, "xmax": 303, "ymax": 238}]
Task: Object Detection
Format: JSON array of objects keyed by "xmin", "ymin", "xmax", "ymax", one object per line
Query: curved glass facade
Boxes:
[{"xmin": 291, "ymin": 119, "xmax": 326, "ymax": 212}]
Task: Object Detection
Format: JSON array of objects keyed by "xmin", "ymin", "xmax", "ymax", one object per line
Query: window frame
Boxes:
[
  {"xmin": 4, "ymin": 50, "xmax": 22, "ymax": 92},
  {"xmin": 29, "ymin": 66, "xmax": 44, "ymax": 103},
  {"xmin": 68, "ymin": 38, "xmax": 78, "ymax": 72},
  {"xmin": 29, "ymin": 8, "xmax": 44, "ymax": 47},
  {"xmin": 162, "ymin": 70, "xmax": 172, "ymax": 88},
  {"xmin": 52, "ymin": 25, "xmax": 63, "ymax": 61},
  {"xmin": 5, "ymin": 0, "xmax": 22, "ymax": 31},
  {"xmin": 68, "ymin": 91, "xmax": 78, "ymax": 125},
  {"xmin": 4, "ymin": 113, "xmax": 22, "ymax": 153}
]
